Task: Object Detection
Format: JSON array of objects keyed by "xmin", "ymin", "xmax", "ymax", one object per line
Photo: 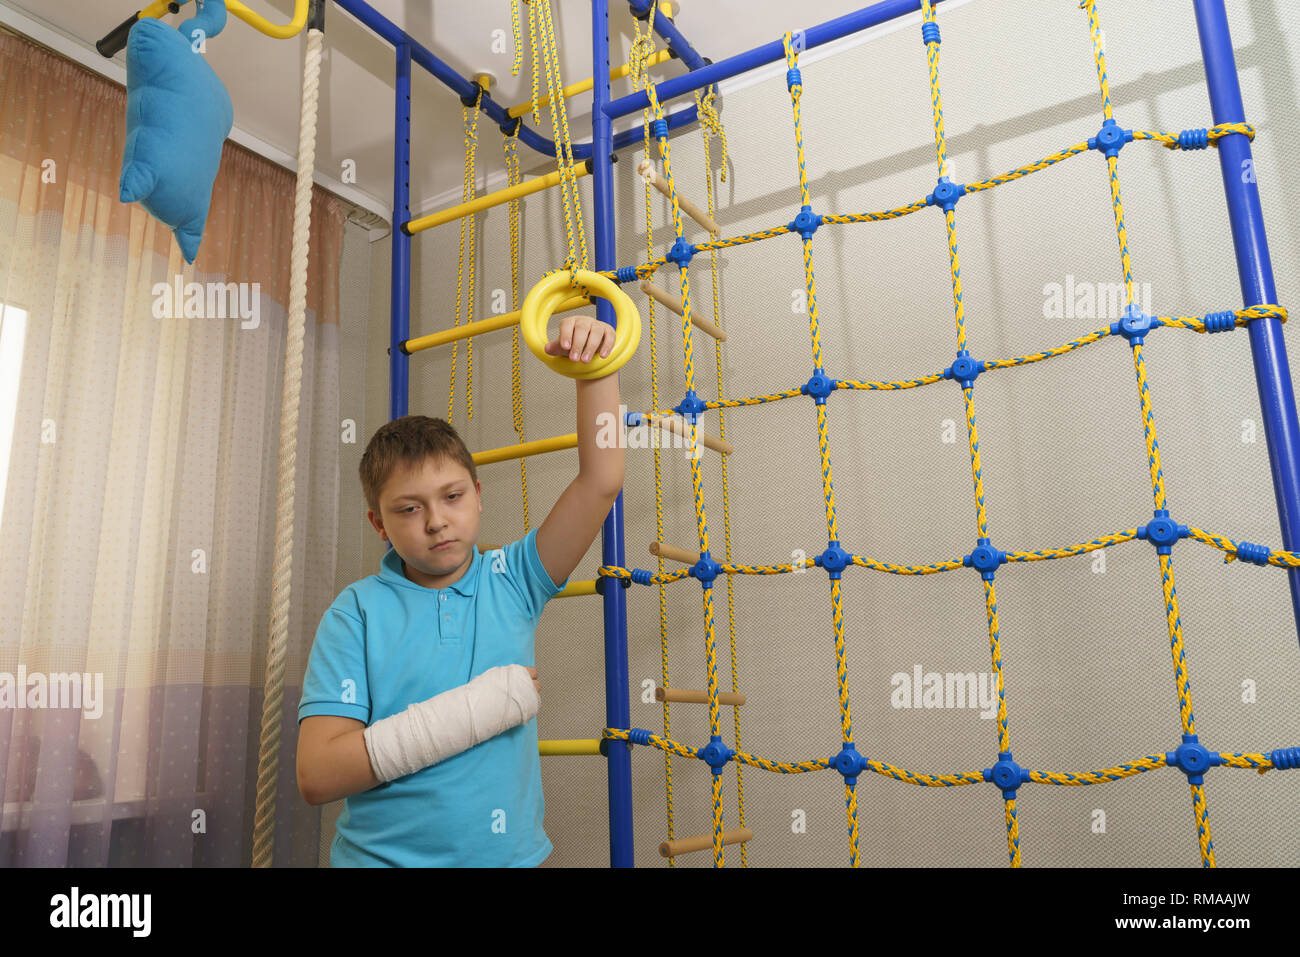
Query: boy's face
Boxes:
[{"xmin": 368, "ymin": 455, "xmax": 482, "ymax": 589}]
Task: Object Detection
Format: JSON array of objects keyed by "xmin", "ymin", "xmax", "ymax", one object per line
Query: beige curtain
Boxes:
[{"xmin": 0, "ymin": 30, "xmax": 342, "ymax": 866}]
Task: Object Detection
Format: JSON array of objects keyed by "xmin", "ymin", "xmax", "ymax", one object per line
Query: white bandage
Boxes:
[{"xmin": 362, "ymin": 664, "xmax": 540, "ymax": 783}]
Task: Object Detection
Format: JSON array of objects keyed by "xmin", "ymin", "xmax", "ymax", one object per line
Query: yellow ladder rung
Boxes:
[
  {"xmin": 473, "ymin": 433, "xmax": 577, "ymax": 466},
  {"xmin": 402, "ymin": 296, "xmax": 590, "ymax": 354},
  {"xmin": 406, "ymin": 164, "xmax": 592, "ymax": 235},
  {"xmin": 556, "ymin": 580, "xmax": 598, "ymax": 598},
  {"xmin": 539, "ymin": 738, "xmax": 603, "ymax": 756},
  {"xmin": 508, "ymin": 49, "xmax": 675, "ymax": 118}
]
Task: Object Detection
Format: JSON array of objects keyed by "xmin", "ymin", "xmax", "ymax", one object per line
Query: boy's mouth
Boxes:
[{"xmin": 431, "ymin": 540, "xmax": 456, "ymax": 551}]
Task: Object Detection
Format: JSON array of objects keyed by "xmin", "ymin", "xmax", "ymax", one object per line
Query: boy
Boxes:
[{"xmin": 296, "ymin": 314, "xmax": 625, "ymax": 866}]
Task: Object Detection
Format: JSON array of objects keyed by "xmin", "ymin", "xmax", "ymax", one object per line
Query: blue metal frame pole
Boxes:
[
  {"xmin": 391, "ymin": 41, "xmax": 412, "ymax": 421},
  {"xmin": 1193, "ymin": 0, "xmax": 1300, "ymax": 648},
  {"xmin": 606, "ymin": 0, "xmax": 949, "ymax": 120},
  {"xmin": 627, "ymin": 0, "xmax": 709, "ymax": 70},
  {"xmin": 592, "ymin": 0, "xmax": 635, "ymax": 868}
]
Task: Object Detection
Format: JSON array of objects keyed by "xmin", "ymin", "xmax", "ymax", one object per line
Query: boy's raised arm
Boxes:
[{"xmin": 536, "ymin": 315, "xmax": 626, "ymax": 588}]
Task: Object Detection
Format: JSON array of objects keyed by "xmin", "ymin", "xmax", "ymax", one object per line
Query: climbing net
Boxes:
[{"xmin": 594, "ymin": 0, "xmax": 1299, "ymax": 867}]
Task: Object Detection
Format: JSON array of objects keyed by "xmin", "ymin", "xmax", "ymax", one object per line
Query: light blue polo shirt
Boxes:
[{"xmin": 298, "ymin": 527, "xmax": 569, "ymax": 867}]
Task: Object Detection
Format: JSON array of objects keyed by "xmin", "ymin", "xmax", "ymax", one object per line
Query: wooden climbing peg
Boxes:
[{"xmin": 638, "ymin": 159, "xmax": 721, "ymax": 235}]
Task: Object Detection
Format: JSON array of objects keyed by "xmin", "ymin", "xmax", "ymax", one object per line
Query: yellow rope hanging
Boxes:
[
  {"xmin": 510, "ymin": 0, "xmax": 524, "ymax": 78},
  {"xmin": 529, "ymin": 0, "xmax": 586, "ymax": 272},
  {"xmin": 641, "ymin": 70, "xmax": 733, "ymax": 867},
  {"xmin": 695, "ymin": 82, "xmax": 745, "ymax": 866},
  {"xmin": 627, "ymin": 2, "xmax": 678, "ymax": 866},
  {"xmin": 448, "ymin": 90, "xmax": 482, "ymax": 423},
  {"xmin": 518, "ymin": 0, "xmax": 640, "ymax": 381},
  {"xmin": 503, "ymin": 129, "xmax": 531, "ymax": 530}
]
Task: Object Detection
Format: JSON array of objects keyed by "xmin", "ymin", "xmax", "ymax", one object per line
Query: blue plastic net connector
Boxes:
[
  {"xmin": 666, "ymin": 237, "xmax": 695, "ymax": 269},
  {"xmin": 1089, "ymin": 118, "xmax": 1134, "ymax": 159},
  {"xmin": 786, "ymin": 68, "xmax": 802, "ymax": 91},
  {"xmin": 1113, "ymin": 302, "xmax": 1154, "ymax": 345},
  {"xmin": 615, "ymin": 265, "xmax": 640, "ymax": 284},
  {"xmin": 652, "ymin": 118, "xmax": 669, "ymax": 141},
  {"xmin": 926, "ymin": 176, "xmax": 966, "ymax": 213},
  {"xmin": 1268, "ymin": 747, "xmax": 1300, "ymax": 770},
  {"xmin": 921, "ymin": 20, "xmax": 940, "ymax": 45},
  {"xmin": 1137, "ymin": 509, "xmax": 1188, "ymax": 555},
  {"xmin": 1233, "ymin": 541, "xmax": 1272, "ymax": 566},
  {"xmin": 946, "ymin": 349, "xmax": 985, "ymax": 389},
  {"xmin": 1166, "ymin": 734, "xmax": 1219, "ymax": 786},
  {"xmin": 816, "ymin": 540, "xmax": 853, "ymax": 580},
  {"xmin": 790, "ymin": 205, "xmax": 822, "ymax": 240},
  {"xmin": 698, "ymin": 735, "xmax": 735, "ymax": 776},
  {"xmin": 691, "ymin": 550, "xmax": 722, "ymax": 587},
  {"xmin": 831, "ymin": 742, "xmax": 867, "ymax": 787},
  {"xmin": 1177, "ymin": 128, "xmax": 1210, "ymax": 150},
  {"xmin": 801, "ymin": 368, "xmax": 839, "ymax": 405},
  {"xmin": 674, "ymin": 389, "xmax": 708, "ymax": 419},
  {"xmin": 964, "ymin": 537, "xmax": 1007, "ymax": 582},
  {"xmin": 983, "ymin": 751, "xmax": 1030, "ymax": 799},
  {"xmin": 631, "ymin": 568, "xmax": 655, "ymax": 586},
  {"xmin": 624, "ymin": 410, "xmax": 643, "ymax": 429},
  {"xmin": 628, "ymin": 728, "xmax": 653, "ymax": 746},
  {"xmin": 1203, "ymin": 310, "xmax": 1237, "ymax": 334}
]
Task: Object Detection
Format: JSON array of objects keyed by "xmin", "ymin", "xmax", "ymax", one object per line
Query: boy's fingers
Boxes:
[
  {"xmin": 557, "ymin": 316, "xmax": 575, "ymax": 349},
  {"xmin": 568, "ymin": 322, "xmax": 592, "ymax": 360}
]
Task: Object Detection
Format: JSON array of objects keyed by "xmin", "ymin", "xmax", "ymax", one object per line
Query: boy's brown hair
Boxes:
[{"xmin": 359, "ymin": 415, "xmax": 479, "ymax": 515}]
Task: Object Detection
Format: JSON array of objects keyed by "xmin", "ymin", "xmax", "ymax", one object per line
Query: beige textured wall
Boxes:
[{"xmin": 336, "ymin": 0, "xmax": 1300, "ymax": 867}]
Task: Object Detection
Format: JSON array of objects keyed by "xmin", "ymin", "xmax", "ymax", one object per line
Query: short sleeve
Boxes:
[
  {"xmin": 298, "ymin": 601, "xmax": 371, "ymax": 724},
  {"xmin": 495, "ymin": 527, "xmax": 570, "ymax": 621}
]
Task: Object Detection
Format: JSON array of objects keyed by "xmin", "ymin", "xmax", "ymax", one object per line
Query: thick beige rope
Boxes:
[{"xmin": 251, "ymin": 23, "xmax": 323, "ymax": 868}]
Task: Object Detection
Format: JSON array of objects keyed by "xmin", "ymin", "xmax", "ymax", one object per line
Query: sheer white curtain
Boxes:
[{"xmin": 0, "ymin": 30, "xmax": 343, "ymax": 866}]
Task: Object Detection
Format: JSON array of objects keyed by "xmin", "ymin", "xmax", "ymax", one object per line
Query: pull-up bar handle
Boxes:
[{"xmin": 97, "ymin": 0, "xmax": 311, "ymax": 57}]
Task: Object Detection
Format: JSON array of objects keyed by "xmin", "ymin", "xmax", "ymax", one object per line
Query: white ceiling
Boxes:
[{"xmin": 4, "ymin": 0, "xmax": 900, "ymax": 224}]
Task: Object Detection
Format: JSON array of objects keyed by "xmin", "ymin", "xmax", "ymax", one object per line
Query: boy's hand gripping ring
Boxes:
[{"xmin": 520, "ymin": 269, "xmax": 641, "ymax": 380}]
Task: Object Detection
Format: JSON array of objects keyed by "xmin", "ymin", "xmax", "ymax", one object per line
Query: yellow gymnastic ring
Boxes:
[{"xmin": 520, "ymin": 269, "xmax": 641, "ymax": 380}]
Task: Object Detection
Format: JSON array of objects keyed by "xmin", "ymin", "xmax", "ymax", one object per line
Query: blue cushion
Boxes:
[{"xmin": 119, "ymin": 8, "xmax": 233, "ymax": 264}]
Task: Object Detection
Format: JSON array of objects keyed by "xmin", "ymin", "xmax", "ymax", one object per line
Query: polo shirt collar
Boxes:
[{"xmin": 380, "ymin": 541, "xmax": 481, "ymax": 595}]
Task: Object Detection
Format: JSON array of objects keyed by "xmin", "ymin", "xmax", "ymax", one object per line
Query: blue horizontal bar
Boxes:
[
  {"xmin": 331, "ymin": 0, "xmax": 564, "ymax": 156},
  {"xmin": 605, "ymin": 0, "xmax": 948, "ymax": 119},
  {"xmin": 332, "ymin": 0, "xmax": 701, "ymax": 159}
]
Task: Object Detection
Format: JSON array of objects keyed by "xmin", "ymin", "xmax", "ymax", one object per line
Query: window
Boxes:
[{"xmin": 0, "ymin": 302, "xmax": 29, "ymax": 534}]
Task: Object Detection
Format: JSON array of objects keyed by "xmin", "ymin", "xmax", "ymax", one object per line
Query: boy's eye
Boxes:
[{"xmin": 449, "ymin": 493, "xmax": 461, "ymax": 501}]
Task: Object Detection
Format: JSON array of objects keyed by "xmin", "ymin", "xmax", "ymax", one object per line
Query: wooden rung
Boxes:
[
  {"xmin": 656, "ymin": 686, "xmax": 746, "ymax": 706},
  {"xmin": 639, "ymin": 279, "xmax": 684, "ymax": 315},
  {"xmin": 638, "ymin": 159, "xmax": 721, "ymax": 235},
  {"xmin": 637, "ymin": 281, "xmax": 727, "ymax": 342},
  {"xmin": 649, "ymin": 541, "xmax": 699, "ymax": 565},
  {"xmin": 660, "ymin": 828, "xmax": 753, "ymax": 858},
  {"xmin": 644, "ymin": 413, "xmax": 733, "ymax": 456}
]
